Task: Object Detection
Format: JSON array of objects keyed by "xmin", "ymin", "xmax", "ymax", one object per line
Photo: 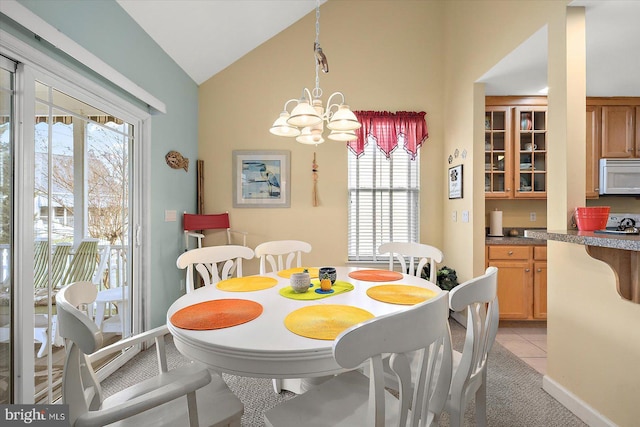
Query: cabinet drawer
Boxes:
[
  {"xmin": 487, "ymin": 246, "xmax": 530, "ymax": 260},
  {"xmin": 534, "ymin": 246, "xmax": 547, "ymax": 260}
]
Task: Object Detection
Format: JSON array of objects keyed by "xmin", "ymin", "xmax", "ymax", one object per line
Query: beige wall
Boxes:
[
  {"xmin": 199, "ymin": 1, "xmax": 445, "ymax": 274},
  {"xmin": 199, "ymin": 0, "xmax": 640, "ymax": 424},
  {"xmin": 444, "ymin": 1, "xmax": 640, "ymax": 426}
]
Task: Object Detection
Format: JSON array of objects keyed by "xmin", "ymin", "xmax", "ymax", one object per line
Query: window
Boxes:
[{"xmin": 348, "ymin": 134, "xmax": 420, "ymax": 261}]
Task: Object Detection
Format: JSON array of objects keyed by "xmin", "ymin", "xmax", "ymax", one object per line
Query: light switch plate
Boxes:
[
  {"xmin": 462, "ymin": 210, "xmax": 469, "ymax": 223},
  {"xmin": 452, "ymin": 210, "xmax": 457, "ymax": 222},
  {"xmin": 165, "ymin": 210, "xmax": 177, "ymax": 222}
]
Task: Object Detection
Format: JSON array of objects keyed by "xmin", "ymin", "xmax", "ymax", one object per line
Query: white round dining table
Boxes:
[{"xmin": 167, "ymin": 266, "xmax": 441, "ymax": 379}]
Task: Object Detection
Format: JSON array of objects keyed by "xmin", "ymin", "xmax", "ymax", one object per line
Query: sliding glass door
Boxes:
[
  {"xmin": 0, "ymin": 56, "xmax": 16, "ymax": 405},
  {"xmin": 32, "ymin": 78, "xmax": 135, "ymax": 403}
]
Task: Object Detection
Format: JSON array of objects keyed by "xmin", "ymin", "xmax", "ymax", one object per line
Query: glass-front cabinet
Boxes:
[
  {"xmin": 514, "ymin": 106, "xmax": 547, "ymax": 198},
  {"xmin": 485, "ymin": 107, "xmax": 512, "ymax": 198},
  {"xmin": 485, "ymin": 97, "xmax": 547, "ymax": 199}
]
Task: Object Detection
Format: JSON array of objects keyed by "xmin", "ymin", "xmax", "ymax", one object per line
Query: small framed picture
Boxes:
[
  {"xmin": 448, "ymin": 164, "xmax": 463, "ymax": 199},
  {"xmin": 233, "ymin": 150, "xmax": 290, "ymax": 208}
]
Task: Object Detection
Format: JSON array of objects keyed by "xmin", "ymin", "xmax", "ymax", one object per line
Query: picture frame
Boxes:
[
  {"xmin": 232, "ymin": 150, "xmax": 290, "ymax": 208},
  {"xmin": 448, "ymin": 164, "xmax": 463, "ymax": 199}
]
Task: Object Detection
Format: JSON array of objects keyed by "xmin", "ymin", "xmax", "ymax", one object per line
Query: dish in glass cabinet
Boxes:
[{"xmin": 519, "ymin": 163, "xmax": 532, "ymax": 170}]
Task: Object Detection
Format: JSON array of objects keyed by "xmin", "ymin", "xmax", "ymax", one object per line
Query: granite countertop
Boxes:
[
  {"xmin": 485, "ymin": 236, "xmax": 547, "ymax": 245},
  {"xmin": 524, "ymin": 229, "xmax": 640, "ymax": 251},
  {"xmin": 485, "ymin": 227, "xmax": 547, "ymax": 245}
]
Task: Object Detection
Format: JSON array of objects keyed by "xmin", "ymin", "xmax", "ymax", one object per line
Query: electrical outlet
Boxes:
[
  {"xmin": 452, "ymin": 210, "xmax": 457, "ymax": 222},
  {"xmin": 530, "ymin": 212, "xmax": 537, "ymax": 222},
  {"xmin": 165, "ymin": 210, "xmax": 177, "ymax": 222},
  {"xmin": 462, "ymin": 210, "xmax": 469, "ymax": 223}
]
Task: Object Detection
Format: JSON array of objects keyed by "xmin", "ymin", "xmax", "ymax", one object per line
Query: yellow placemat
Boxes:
[
  {"xmin": 348, "ymin": 269, "xmax": 404, "ymax": 282},
  {"xmin": 277, "ymin": 267, "xmax": 320, "ymax": 279},
  {"xmin": 279, "ymin": 280, "xmax": 354, "ymax": 300},
  {"xmin": 171, "ymin": 299, "xmax": 263, "ymax": 330},
  {"xmin": 216, "ymin": 276, "xmax": 278, "ymax": 292},
  {"xmin": 366, "ymin": 284, "xmax": 437, "ymax": 305},
  {"xmin": 284, "ymin": 305, "xmax": 374, "ymax": 340}
]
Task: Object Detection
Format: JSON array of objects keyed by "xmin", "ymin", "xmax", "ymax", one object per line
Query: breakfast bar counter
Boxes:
[
  {"xmin": 524, "ymin": 229, "xmax": 640, "ymax": 303},
  {"xmin": 524, "ymin": 229, "xmax": 640, "ymax": 251}
]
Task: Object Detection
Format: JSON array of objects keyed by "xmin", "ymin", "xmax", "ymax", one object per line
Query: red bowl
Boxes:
[{"xmin": 574, "ymin": 207, "xmax": 610, "ymax": 231}]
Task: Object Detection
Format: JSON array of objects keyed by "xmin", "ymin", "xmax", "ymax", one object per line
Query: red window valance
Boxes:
[{"xmin": 347, "ymin": 111, "xmax": 428, "ymax": 160}]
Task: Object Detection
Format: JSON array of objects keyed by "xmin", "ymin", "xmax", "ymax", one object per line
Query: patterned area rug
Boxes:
[{"xmin": 101, "ymin": 319, "xmax": 587, "ymax": 427}]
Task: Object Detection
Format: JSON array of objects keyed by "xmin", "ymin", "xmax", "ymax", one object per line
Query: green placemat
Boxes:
[{"xmin": 279, "ymin": 280, "xmax": 354, "ymax": 300}]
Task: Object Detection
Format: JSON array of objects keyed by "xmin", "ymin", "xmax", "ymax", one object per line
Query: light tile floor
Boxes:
[{"xmin": 496, "ymin": 322, "xmax": 547, "ymax": 375}]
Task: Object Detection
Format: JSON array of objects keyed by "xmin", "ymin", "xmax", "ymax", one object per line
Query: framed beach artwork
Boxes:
[{"xmin": 232, "ymin": 150, "xmax": 291, "ymax": 208}]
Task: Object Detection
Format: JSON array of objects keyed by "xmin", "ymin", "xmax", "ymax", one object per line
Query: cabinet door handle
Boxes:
[
  {"xmin": 525, "ymin": 268, "xmax": 531, "ymax": 272},
  {"xmin": 508, "ymin": 251, "xmax": 513, "ymax": 255},
  {"xmin": 537, "ymin": 268, "xmax": 542, "ymax": 272}
]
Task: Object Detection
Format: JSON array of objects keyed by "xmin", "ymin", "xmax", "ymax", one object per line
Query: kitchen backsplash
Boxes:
[{"xmin": 485, "ymin": 196, "xmax": 640, "ymax": 229}]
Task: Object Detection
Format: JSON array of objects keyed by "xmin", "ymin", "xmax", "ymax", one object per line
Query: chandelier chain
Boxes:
[{"xmin": 313, "ymin": 0, "xmax": 321, "ymax": 99}]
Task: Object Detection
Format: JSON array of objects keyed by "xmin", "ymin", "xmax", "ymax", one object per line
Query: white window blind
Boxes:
[{"xmin": 348, "ymin": 134, "xmax": 420, "ymax": 261}]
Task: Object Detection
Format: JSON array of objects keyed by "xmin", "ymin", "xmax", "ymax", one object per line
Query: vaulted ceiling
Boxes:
[{"xmin": 117, "ymin": 0, "xmax": 639, "ymax": 96}]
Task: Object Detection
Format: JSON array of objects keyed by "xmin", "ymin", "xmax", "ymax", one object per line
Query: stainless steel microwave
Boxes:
[{"xmin": 599, "ymin": 159, "xmax": 640, "ymax": 195}]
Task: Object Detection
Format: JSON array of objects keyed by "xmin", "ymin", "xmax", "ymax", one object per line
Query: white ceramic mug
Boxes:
[
  {"xmin": 290, "ymin": 272, "xmax": 311, "ymax": 293},
  {"xmin": 524, "ymin": 143, "xmax": 537, "ymax": 151}
]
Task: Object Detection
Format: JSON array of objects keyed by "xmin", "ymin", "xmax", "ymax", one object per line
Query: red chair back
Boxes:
[{"xmin": 183, "ymin": 213, "xmax": 230, "ymax": 232}]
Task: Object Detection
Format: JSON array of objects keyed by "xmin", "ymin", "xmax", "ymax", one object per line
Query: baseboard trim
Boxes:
[{"xmin": 542, "ymin": 375, "xmax": 617, "ymax": 427}]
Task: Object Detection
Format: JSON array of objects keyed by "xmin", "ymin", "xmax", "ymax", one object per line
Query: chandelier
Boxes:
[{"xmin": 269, "ymin": 0, "xmax": 361, "ymax": 144}]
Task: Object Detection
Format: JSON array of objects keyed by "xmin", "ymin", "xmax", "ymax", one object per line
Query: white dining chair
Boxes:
[
  {"xmin": 254, "ymin": 239, "xmax": 313, "ymax": 394},
  {"xmin": 264, "ymin": 291, "xmax": 452, "ymax": 427},
  {"xmin": 176, "ymin": 245, "xmax": 255, "ymax": 293},
  {"xmin": 56, "ymin": 280, "xmax": 243, "ymax": 427},
  {"xmin": 378, "ymin": 241, "xmax": 444, "ymax": 280},
  {"xmin": 254, "ymin": 240, "xmax": 312, "ymax": 274},
  {"xmin": 444, "ymin": 266, "xmax": 499, "ymax": 427}
]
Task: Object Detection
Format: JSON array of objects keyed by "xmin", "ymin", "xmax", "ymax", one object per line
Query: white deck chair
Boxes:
[
  {"xmin": 264, "ymin": 291, "xmax": 452, "ymax": 427},
  {"xmin": 56, "ymin": 280, "xmax": 243, "ymax": 427}
]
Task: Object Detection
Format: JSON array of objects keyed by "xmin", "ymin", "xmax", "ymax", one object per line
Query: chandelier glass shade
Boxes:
[{"xmin": 269, "ymin": 1, "xmax": 360, "ymax": 145}]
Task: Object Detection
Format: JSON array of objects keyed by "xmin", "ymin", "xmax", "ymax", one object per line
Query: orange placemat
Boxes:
[
  {"xmin": 348, "ymin": 269, "xmax": 404, "ymax": 282},
  {"xmin": 367, "ymin": 285, "xmax": 437, "ymax": 305},
  {"xmin": 216, "ymin": 276, "xmax": 278, "ymax": 292},
  {"xmin": 284, "ymin": 305, "xmax": 374, "ymax": 340},
  {"xmin": 279, "ymin": 280, "xmax": 354, "ymax": 300},
  {"xmin": 170, "ymin": 299, "xmax": 263, "ymax": 330},
  {"xmin": 277, "ymin": 267, "xmax": 320, "ymax": 279}
]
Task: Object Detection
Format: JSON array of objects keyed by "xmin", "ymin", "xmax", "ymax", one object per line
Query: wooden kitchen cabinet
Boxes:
[
  {"xmin": 485, "ymin": 97, "xmax": 547, "ymax": 200},
  {"xmin": 484, "ymin": 107, "xmax": 512, "ymax": 197},
  {"xmin": 601, "ymin": 105, "xmax": 637, "ymax": 158},
  {"xmin": 486, "ymin": 244, "xmax": 547, "ymax": 320},
  {"xmin": 586, "ymin": 105, "xmax": 601, "ymax": 198},
  {"xmin": 514, "ymin": 106, "xmax": 547, "ymax": 199},
  {"xmin": 532, "ymin": 246, "xmax": 547, "ymax": 319}
]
